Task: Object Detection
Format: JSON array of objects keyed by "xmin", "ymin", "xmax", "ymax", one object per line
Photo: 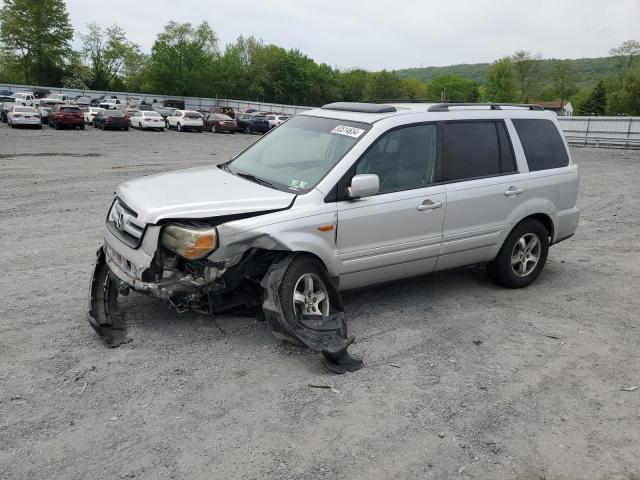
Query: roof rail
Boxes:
[
  {"xmin": 372, "ymin": 99, "xmax": 441, "ymax": 104},
  {"xmin": 321, "ymin": 102, "xmax": 397, "ymax": 113},
  {"xmin": 427, "ymin": 103, "xmax": 544, "ymax": 112}
]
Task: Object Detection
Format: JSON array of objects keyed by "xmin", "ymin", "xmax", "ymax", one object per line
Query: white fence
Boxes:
[
  {"xmin": 557, "ymin": 116, "xmax": 640, "ymax": 149},
  {"xmin": 0, "ymin": 82, "xmax": 313, "ymax": 115}
]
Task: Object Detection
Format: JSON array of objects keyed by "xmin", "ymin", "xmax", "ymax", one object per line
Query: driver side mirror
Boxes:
[{"xmin": 348, "ymin": 174, "xmax": 379, "ymax": 199}]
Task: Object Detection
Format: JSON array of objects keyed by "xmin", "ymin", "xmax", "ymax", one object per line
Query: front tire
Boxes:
[
  {"xmin": 277, "ymin": 256, "xmax": 332, "ymax": 329},
  {"xmin": 487, "ymin": 219, "xmax": 549, "ymax": 288}
]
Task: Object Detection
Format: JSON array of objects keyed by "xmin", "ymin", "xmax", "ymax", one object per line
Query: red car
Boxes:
[
  {"xmin": 204, "ymin": 113, "xmax": 237, "ymax": 133},
  {"xmin": 93, "ymin": 110, "xmax": 130, "ymax": 131},
  {"xmin": 48, "ymin": 105, "xmax": 85, "ymax": 130}
]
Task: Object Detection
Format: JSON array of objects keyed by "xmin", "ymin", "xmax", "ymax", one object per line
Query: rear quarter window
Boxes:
[{"xmin": 513, "ymin": 119, "xmax": 569, "ymax": 171}]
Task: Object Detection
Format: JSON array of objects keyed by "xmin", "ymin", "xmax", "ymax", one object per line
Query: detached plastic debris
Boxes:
[
  {"xmin": 261, "ymin": 256, "xmax": 363, "ymax": 373},
  {"xmin": 87, "ymin": 247, "xmax": 129, "ymax": 347}
]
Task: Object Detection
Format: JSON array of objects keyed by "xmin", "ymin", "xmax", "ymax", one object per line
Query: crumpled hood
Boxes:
[{"xmin": 116, "ymin": 165, "xmax": 295, "ymax": 224}]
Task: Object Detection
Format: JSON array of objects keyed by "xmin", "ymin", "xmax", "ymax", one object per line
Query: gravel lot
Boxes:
[{"xmin": 0, "ymin": 123, "xmax": 639, "ymax": 480}]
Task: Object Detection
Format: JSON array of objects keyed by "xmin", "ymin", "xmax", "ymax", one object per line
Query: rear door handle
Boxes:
[
  {"xmin": 417, "ymin": 200, "xmax": 443, "ymax": 211},
  {"xmin": 504, "ymin": 187, "xmax": 525, "ymax": 197}
]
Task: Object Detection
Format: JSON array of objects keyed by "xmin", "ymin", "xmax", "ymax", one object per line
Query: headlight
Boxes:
[{"xmin": 160, "ymin": 224, "xmax": 218, "ymax": 260}]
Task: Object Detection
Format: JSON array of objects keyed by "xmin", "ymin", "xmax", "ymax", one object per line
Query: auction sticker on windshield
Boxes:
[{"xmin": 331, "ymin": 125, "xmax": 365, "ymax": 138}]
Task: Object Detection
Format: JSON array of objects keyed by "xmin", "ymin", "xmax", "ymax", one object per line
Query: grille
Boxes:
[{"xmin": 106, "ymin": 198, "xmax": 146, "ymax": 248}]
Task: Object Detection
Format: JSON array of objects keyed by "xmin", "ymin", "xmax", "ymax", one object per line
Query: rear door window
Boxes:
[
  {"xmin": 512, "ymin": 119, "xmax": 569, "ymax": 171},
  {"xmin": 443, "ymin": 121, "xmax": 501, "ymax": 181}
]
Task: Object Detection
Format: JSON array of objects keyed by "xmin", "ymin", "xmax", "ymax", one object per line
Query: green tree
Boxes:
[
  {"xmin": 363, "ymin": 70, "xmax": 406, "ymax": 101},
  {"xmin": 339, "ymin": 69, "xmax": 369, "ymax": 102},
  {"xmin": 483, "ymin": 58, "xmax": 518, "ymax": 102},
  {"xmin": 147, "ymin": 21, "xmax": 218, "ymax": 96},
  {"xmin": 552, "ymin": 60, "xmax": 578, "ymax": 108},
  {"xmin": 0, "ymin": 0, "xmax": 73, "ymax": 85},
  {"xmin": 80, "ymin": 23, "xmax": 142, "ymax": 90},
  {"xmin": 425, "ymin": 74, "xmax": 478, "ymax": 102},
  {"xmin": 511, "ymin": 50, "xmax": 541, "ymax": 102},
  {"xmin": 607, "ymin": 67, "xmax": 640, "ymax": 115},
  {"xmin": 577, "ymin": 80, "xmax": 607, "ymax": 115},
  {"xmin": 402, "ymin": 77, "xmax": 427, "ymax": 99}
]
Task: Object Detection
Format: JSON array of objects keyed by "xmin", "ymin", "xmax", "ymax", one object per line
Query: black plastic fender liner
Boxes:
[
  {"xmin": 260, "ymin": 255, "xmax": 363, "ymax": 373},
  {"xmin": 88, "ymin": 247, "xmax": 129, "ymax": 347}
]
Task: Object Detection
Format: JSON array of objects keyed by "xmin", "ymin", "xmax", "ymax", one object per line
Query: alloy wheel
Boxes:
[
  {"xmin": 292, "ymin": 273, "xmax": 330, "ymax": 316},
  {"xmin": 511, "ymin": 233, "xmax": 541, "ymax": 277}
]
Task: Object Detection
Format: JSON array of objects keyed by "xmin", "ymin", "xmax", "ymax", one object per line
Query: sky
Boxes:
[{"xmin": 63, "ymin": 0, "xmax": 639, "ymax": 70}]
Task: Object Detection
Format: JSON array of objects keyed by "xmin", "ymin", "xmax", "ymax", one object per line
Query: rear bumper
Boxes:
[
  {"xmin": 54, "ymin": 118, "xmax": 83, "ymax": 125},
  {"xmin": 12, "ymin": 117, "xmax": 41, "ymax": 125},
  {"xmin": 553, "ymin": 207, "xmax": 580, "ymax": 244},
  {"xmin": 139, "ymin": 120, "xmax": 164, "ymax": 128},
  {"xmin": 103, "ymin": 122, "xmax": 129, "ymax": 129}
]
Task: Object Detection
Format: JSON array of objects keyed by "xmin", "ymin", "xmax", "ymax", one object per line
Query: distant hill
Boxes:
[{"xmin": 395, "ymin": 56, "xmax": 619, "ymax": 88}]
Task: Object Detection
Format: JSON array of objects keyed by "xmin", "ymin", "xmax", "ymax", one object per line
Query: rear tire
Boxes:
[
  {"xmin": 101, "ymin": 122, "xmax": 106, "ymax": 131},
  {"xmin": 487, "ymin": 219, "xmax": 549, "ymax": 288},
  {"xmin": 159, "ymin": 128, "xmax": 164, "ymax": 132},
  {"xmin": 139, "ymin": 122, "xmax": 143, "ymax": 130},
  {"xmin": 210, "ymin": 124, "xmax": 216, "ymax": 133},
  {"xmin": 54, "ymin": 120, "xmax": 60, "ymax": 130},
  {"xmin": 80, "ymin": 123, "xmax": 85, "ymax": 130},
  {"xmin": 177, "ymin": 123, "xmax": 182, "ymax": 132}
]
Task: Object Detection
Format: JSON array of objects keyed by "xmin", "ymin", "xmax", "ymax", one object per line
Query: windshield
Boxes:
[{"xmin": 227, "ymin": 115, "xmax": 370, "ymax": 193}]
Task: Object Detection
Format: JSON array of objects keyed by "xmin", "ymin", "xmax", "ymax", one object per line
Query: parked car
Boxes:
[
  {"xmin": 93, "ymin": 110, "xmax": 130, "ymax": 131},
  {"xmin": 165, "ymin": 109, "xmax": 203, "ymax": 132},
  {"xmin": 266, "ymin": 114, "xmax": 288, "ymax": 129},
  {"xmin": 13, "ymin": 92, "xmax": 36, "ymax": 107},
  {"xmin": 163, "ymin": 99, "xmax": 185, "ymax": 109},
  {"xmin": 48, "ymin": 93, "xmax": 73, "ymax": 102},
  {"xmin": 211, "ymin": 106, "xmax": 238, "ymax": 119},
  {"xmin": 130, "ymin": 110, "xmax": 165, "ymax": 131},
  {"xmin": 74, "ymin": 95, "xmax": 93, "ymax": 106},
  {"xmin": 98, "ymin": 101, "xmax": 119, "ymax": 110},
  {"xmin": 87, "ymin": 101, "xmax": 580, "ymax": 348},
  {"xmin": 152, "ymin": 106, "xmax": 173, "ymax": 119},
  {"xmin": 7, "ymin": 106, "xmax": 42, "ymax": 128},
  {"xmin": 83, "ymin": 107, "xmax": 104, "ymax": 125},
  {"xmin": 33, "ymin": 89, "xmax": 51, "ymax": 99},
  {"xmin": 204, "ymin": 113, "xmax": 237, "ymax": 133},
  {"xmin": 48, "ymin": 104, "xmax": 85, "ymax": 129},
  {"xmin": 0, "ymin": 97, "xmax": 16, "ymax": 122},
  {"xmin": 236, "ymin": 113, "xmax": 270, "ymax": 134},
  {"xmin": 37, "ymin": 99, "xmax": 64, "ymax": 124}
]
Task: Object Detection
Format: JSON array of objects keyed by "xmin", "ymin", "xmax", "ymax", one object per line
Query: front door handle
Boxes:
[
  {"xmin": 417, "ymin": 200, "xmax": 443, "ymax": 211},
  {"xmin": 504, "ymin": 187, "xmax": 525, "ymax": 197}
]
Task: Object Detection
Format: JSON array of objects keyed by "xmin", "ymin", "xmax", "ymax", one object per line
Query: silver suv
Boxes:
[{"xmin": 89, "ymin": 102, "xmax": 579, "ymax": 344}]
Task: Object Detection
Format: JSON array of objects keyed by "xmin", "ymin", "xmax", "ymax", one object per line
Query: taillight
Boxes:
[
  {"xmin": 14, "ymin": 114, "xmax": 22, "ymax": 117},
  {"xmin": 144, "ymin": 117, "xmax": 151, "ymax": 121},
  {"xmin": 35, "ymin": 114, "xmax": 40, "ymax": 118}
]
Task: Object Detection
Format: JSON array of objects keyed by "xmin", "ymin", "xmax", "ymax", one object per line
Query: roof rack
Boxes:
[
  {"xmin": 321, "ymin": 102, "xmax": 397, "ymax": 113},
  {"xmin": 427, "ymin": 103, "xmax": 544, "ymax": 112}
]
